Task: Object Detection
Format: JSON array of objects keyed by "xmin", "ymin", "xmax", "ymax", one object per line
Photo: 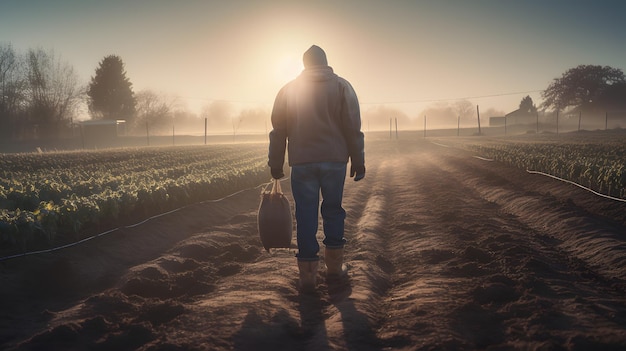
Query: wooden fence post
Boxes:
[
  {"xmin": 395, "ymin": 118, "xmax": 398, "ymax": 139},
  {"xmin": 556, "ymin": 110, "xmax": 559, "ymax": 134},
  {"xmin": 476, "ymin": 105, "xmax": 481, "ymax": 135}
]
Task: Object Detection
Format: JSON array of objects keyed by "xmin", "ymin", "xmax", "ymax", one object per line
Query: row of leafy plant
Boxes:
[
  {"xmin": 0, "ymin": 144, "xmax": 270, "ymax": 253},
  {"xmin": 463, "ymin": 131, "xmax": 626, "ymax": 199}
]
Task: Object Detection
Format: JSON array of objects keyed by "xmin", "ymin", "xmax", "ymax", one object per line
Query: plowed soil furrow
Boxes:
[
  {"xmin": 372, "ymin": 141, "xmax": 626, "ymax": 349},
  {"xmin": 436, "ymin": 144, "xmax": 626, "ymax": 283}
]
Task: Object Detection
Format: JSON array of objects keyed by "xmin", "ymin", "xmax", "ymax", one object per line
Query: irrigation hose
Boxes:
[
  {"xmin": 429, "ymin": 140, "xmax": 625, "ymax": 203},
  {"xmin": 469, "ymin": 155, "xmax": 625, "ymax": 202},
  {"xmin": 0, "ymin": 178, "xmax": 287, "ymax": 262},
  {"xmin": 4, "ymin": 155, "xmax": 623, "ymax": 263},
  {"xmin": 525, "ymin": 170, "xmax": 626, "ymax": 203}
]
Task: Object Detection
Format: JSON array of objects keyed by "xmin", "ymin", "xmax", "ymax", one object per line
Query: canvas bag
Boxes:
[{"xmin": 257, "ymin": 179, "xmax": 293, "ymax": 252}]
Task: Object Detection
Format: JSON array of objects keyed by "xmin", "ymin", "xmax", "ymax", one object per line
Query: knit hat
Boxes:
[{"xmin": 303, "ymin": 45, "xmax": 328, "ymax": 68}]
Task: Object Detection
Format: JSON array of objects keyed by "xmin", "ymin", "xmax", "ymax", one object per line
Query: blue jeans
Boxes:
[{"xmin": 291, "ymin": 162, "xmax": 347, "ymax": 261}]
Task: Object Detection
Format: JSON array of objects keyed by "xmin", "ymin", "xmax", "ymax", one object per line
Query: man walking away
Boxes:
[{"xmin": 268, "ymin": 45, "xmax": 365, "ymax": 293}]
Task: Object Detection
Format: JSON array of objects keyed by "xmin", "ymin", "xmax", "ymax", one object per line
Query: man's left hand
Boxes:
[{"xmin": 350, "ymin": 164, "xmax": 365, "ymax": 181}]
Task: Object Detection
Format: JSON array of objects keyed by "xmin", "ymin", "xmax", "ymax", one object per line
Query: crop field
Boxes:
[
  {"xmin": 2, "ymin": 129, "xmax": 626, "ymax": 350},
  {"xmin": 0, "ymin": 143, "xmax": 269, "ymax": 254},
  {"xmin": 449, "ymin": 129, "xmax": 626, "ymax": 200},
  {"xmin": 2, "ymin": 130, "xmax": 625, "ymax": 257}
]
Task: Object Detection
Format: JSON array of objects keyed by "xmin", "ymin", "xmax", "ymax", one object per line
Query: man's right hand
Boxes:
[{"xmin": 271, "ymin": 167, "xmax": 284, "ymax": 179}]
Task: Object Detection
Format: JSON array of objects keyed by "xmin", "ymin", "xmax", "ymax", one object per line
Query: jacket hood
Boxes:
[{"xmin": 303, "ymin": 45, "xmax": 328, "ymax": 68}]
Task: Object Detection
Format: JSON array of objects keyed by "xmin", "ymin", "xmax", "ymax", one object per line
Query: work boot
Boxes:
[
  {"xmin": 297, "ymin": 260, "xmax": 319, "ymax": 293},
  {"xmin": 324, "ymin": 247, "xmax": 348, "ymax": 279}
]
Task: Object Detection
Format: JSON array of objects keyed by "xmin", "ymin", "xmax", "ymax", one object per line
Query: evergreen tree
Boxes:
[
  {"xmin": 519, "ymin": 96, "xmax": 537, "ymax": 114},
  {"xmin": 87, "ymin": 55, "xmax": 136, "ymax": 120}
]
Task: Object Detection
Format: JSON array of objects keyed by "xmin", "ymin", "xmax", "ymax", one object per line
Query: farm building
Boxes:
[
  {"xmin": 80, "ymin": 119, "xmax": 126, "ymax": 148},
  {"xmin": 80, "ymin": 119, "xmax": 126, "ymax": 139},
  {"xmin": 505, "ymin": 108, "xmax": 536, "ymax": 125},
  {"xmin": 490, "ymin": 109, "xmax": 537, "ymax": 127},
  {"xmin": 489, "ymin": 116, "xmax": 506, "ymax": 127}
]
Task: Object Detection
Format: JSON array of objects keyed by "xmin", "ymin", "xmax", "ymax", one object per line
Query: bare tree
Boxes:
[
  {"xmin": 419, "ymin": 102, "xmax": 456, "ymax": 128},
  {"xmin": 25, "ymin": 48, "xmax": 83, "ymax": 138},
  {"xmin": 453, "ymin": 100, "xmax": 474, "ymax": 123},
  {"xmin": 134, "ymin": 90, "xmax": 178, "ymax": 135},
  {"xmin": 236, "ymin": 107, "xmax": 269, "ymax": 133},
  {"xmin": 0, "ymin": 43, "xmax": 26, "ymax": 139},
  {"xmin": 201, "ymin": 100, "xmax": 234, "ymax": 134},
  {"xmin": 361, "ymin": 105, "xmax": 411, "ymax": 131}
]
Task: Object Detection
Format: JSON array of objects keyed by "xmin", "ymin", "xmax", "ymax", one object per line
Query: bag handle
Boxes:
[{"xmin": 271, "ymin": 178, "xmax": 282, "ymax": 195}]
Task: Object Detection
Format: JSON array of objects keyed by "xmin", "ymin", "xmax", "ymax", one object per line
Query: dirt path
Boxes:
[{"xmin": 2, "ymin": 139, "xmax": 626, "ymax": 350}]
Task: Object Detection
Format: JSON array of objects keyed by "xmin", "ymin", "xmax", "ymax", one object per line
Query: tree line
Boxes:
[
  {"xmin": 0, "ymin": 44, "xmax": 267, "ymax": 141},
  {"xmin": 510, "ymin": 66, "xmax": 626, "ymax": 131},
  {"xmin": 0, "ymin": 44, "xmax": 83, "ymax": 140},
  {"xmin": 1, "ymin": 41, "xmax": 625, "ymax": 141},
  {"xmin": 0, "ymin": 44, "xmax": 150, "ymax": 140}
]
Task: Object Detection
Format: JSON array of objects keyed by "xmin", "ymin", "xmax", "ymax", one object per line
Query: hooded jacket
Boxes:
[{"xmin": 268, "ymin": 65, "xmax": 364, "ymax": 169}]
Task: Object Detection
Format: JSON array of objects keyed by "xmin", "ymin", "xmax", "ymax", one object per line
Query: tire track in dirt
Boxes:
[
  {"xmin": 374, "ymin": 145, "xmax": 508, "ymax": 348},
  {"xmin": 323, "ymin": 155, "xmax": 395, "ymax": 350}
]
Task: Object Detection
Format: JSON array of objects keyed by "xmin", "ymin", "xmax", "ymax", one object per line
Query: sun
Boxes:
[{"xmin": 274, "ymin": 54, "xmax": 303, "ymax": 84}]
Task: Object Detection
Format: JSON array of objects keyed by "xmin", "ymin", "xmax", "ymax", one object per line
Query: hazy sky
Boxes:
[{"xmin": 1, "ymin": 0, "xmax": 625, "ymax": 120}]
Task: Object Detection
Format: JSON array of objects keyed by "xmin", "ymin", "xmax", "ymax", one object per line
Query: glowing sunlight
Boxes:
[{"xmin": 274, "ymin": 53, "xmax": 304, "ymax": 85}]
